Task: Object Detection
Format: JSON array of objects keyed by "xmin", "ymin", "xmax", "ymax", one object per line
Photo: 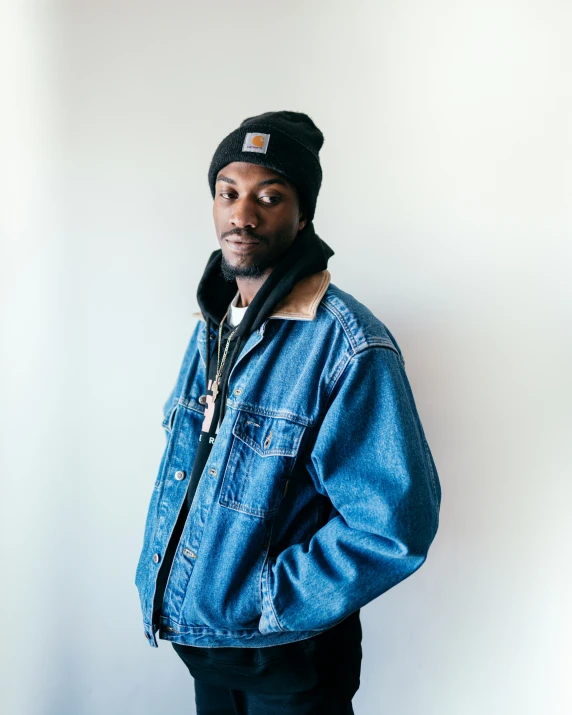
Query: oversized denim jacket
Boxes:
[{"xmin": 134, "ymin": 270, "xmax": 441, "ymax": 648}]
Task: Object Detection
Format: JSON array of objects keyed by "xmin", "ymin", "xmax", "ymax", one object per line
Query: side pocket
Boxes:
[
  {"xmin": 162, "ymin": 401, "xmax": 179, "ymax": 435},
  {"xmin": 259, "ymin": 552, "xmax": 284, "ymax": 634}
]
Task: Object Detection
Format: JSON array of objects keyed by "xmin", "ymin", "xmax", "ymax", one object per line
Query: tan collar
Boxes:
[{"xmin": 193, "ymin": 269, "xmax": 331, "ymax": 322}]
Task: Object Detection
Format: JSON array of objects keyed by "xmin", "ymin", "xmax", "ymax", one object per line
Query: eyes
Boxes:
[{"xmin": 219, "ymin": 192, "xmax": 281, "ymax": 206}]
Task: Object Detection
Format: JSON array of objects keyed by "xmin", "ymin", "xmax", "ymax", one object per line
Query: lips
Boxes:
[
  {"xmin": 225, "ymin": 238, "xmax": 261, "ymax": 254},
  {"xmin": 227, "ymin": 238, "xmax": 260, "ymax": 245}
]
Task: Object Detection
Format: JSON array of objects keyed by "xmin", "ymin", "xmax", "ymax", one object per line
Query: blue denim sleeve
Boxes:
[{"xmin": 259, "ymin": 345, "xmax": 441, "ymax": 634}]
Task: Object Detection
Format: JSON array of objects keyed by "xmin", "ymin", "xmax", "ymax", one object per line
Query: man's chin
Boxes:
[{"xmin": 220, "ymin": 255, "xmax": 271, "ymax": 282}]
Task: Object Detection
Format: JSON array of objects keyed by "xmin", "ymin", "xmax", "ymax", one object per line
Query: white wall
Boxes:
[{"xmin": 2, "ymin": 1, "xmax": 570, "ymax": 713}]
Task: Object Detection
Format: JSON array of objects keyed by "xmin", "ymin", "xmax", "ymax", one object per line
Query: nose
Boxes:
[{"xmin": 230, "ymin": 197, "xmax": 258, "ymax": 231}]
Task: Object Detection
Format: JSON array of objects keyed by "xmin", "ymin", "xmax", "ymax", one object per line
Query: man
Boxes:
[{"xmin": 135, "ymin": 110, "xmax": 441, "ymax": 714}]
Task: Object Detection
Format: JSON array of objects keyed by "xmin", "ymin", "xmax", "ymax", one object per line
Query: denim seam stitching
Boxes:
[
  {"xmin": 321, "ymin": 344, "xmax": 403, "ymax": 417},
  {"xmin": 322, "ymin": 294, "xmax": 402, "ymax": 356},
  {"xmin": 177, "ymin": 398, "xmax": 205, "ymax": 415},
  {"xmin": 322, "ymin": 299, "xmax": 358, "ymax": 351},
  {"xmin": 219, "ymin": 499, "xmax": 276, "ymax": 519},
  {"xmin": 228, "ymin": 403, "xmax": 310, "ymax": 426}
]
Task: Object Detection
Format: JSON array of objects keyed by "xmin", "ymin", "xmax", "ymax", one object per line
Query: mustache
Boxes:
[{"xmin": 223, "ymin": 228, "xmax": 267, "ymax": 243}]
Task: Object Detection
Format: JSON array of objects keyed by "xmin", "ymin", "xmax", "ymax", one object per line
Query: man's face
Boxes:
[{"xmin": 213, "ymin": 161, "xmax": 307, "ymax": 281}]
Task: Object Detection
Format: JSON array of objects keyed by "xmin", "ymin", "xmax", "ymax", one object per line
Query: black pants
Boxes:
[
  {"xmin": 172, "ymin": 610, "xmax": 362, "ymax": 714},
  {"xmin": 193, "ymin": 677, "xmax": 355, "ymax": 714}
]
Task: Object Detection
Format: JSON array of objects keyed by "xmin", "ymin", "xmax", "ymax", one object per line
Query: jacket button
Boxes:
[
  {"xmin": 174, "ymin": 470, "xmax": 186, "ymax": 481},
  {"xmin": 152, "ymin": 553, "xmax": 160, "ymax": 563},
  {"xmin": 198, "ymin": 395, "xmax": 208, "ymax": 405},
  {"xmin": 233, "ymin": 388, "xmax": 242, "ymax": 395},
  {"xmin": 208, "ymin": 467, "xmax": 217, "ymax": 476}
]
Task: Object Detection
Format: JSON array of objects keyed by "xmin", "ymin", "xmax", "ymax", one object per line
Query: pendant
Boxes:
[{"xmin": 211, "ymin": 379, "xmax": 220, "ymax": 402}]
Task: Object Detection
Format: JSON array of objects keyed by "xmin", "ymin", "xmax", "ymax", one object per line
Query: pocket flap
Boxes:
[{"xmin": 232, "ymin": 411, "xmax": 305, "ymax": 457}]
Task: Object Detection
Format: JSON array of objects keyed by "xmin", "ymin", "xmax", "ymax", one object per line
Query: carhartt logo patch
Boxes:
[{"xmin": 242, "ymin": 132, "xmax": 270, "ymax": 154}]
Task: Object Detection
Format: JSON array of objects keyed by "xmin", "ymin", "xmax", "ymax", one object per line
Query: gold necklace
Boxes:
[{"xmin": 211, "ymin": 306, "xmax": 239, "ymax": 402}]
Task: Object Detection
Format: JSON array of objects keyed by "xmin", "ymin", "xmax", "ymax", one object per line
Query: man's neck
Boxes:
[{"xmin": 235, "ymin": 269, "xmax": 273, "ymax": 307}]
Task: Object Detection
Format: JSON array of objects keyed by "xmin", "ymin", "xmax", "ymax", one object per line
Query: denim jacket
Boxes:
[{"xmin": 134, "ymin": 270, "xmax": 441, "ymax": 648}]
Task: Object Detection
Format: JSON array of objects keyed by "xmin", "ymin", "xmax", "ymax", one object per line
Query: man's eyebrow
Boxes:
[
  {"xmin": 216, "ymin": 174, "xmax": 289, "ymax": 189},
  {"xmin": 216, "ymin": 174, "xmax": 236, "ymax": 185},
  {"xmin": 258, "ymin": 178, "xmax": 289, "ymax": 188}
]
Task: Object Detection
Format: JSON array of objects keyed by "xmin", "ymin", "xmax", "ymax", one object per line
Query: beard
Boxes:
[
  {"xmin": 219, "ymin": 226, "xmax": 297, "ymax": 282},
  {"xmin": 220, "ymin": 253, "xmax": 273, "ymax": 282}
]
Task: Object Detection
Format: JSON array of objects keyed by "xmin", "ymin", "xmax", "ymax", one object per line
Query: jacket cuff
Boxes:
[{"xmin": 259, "ymin": 556, "xmax": 284, "ymax": 634}]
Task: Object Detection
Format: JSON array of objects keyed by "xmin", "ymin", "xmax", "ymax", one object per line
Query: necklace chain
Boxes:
[{"xmin": 211, "ymin": 305, "xmax": 239, "ymax": 402}]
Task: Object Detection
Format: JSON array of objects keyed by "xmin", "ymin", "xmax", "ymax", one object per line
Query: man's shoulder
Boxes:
[{"xmin": 317, "ymin": 282, "xmax": 404, "ymax": 361}]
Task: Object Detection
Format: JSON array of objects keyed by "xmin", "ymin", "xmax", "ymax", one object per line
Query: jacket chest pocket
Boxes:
[{"xmin": 219, "ymin": 410, "xmax": 306, "ymax": 519}]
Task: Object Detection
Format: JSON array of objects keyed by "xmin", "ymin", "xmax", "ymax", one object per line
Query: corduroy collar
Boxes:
[{"xmin": 193, "ymin": 268, "xmax": 331, "ymax": 323}]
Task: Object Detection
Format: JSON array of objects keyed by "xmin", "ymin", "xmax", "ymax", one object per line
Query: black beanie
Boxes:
[{"xmin": 207, "ymin": 110, "xmax": 324, "ymax": 222}]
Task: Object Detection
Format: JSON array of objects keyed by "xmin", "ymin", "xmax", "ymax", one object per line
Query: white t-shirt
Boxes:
[{"xmin": 227, "ymin": 290, "xmax": 248, "ymax": 327}]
